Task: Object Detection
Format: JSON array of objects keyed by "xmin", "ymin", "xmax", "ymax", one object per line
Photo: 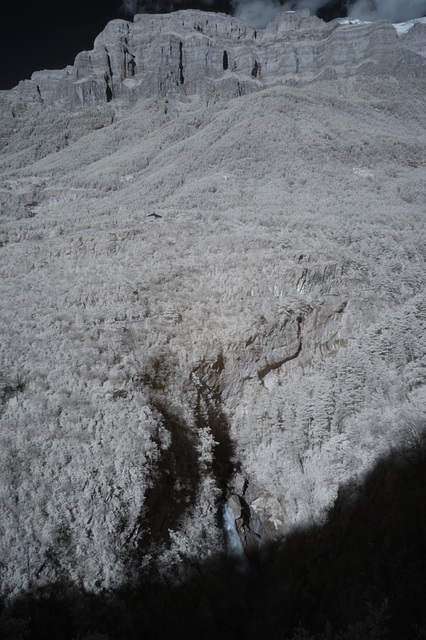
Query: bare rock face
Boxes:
[
  {"xmin": 227, "ymin": 488, "xmax": 285, "ymax": 557},
  {"xmin": 11, "ymin": 9, "xmax": 426, "ymax": 109},
  {"xmin": 399, "ymin": 20, "xmax": 426, "ymax": 54}
]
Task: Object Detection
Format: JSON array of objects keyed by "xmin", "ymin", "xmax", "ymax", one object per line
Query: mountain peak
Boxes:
[{"xmin": 6, "ymin": 9, "xmax": 426, "ymax": 110}]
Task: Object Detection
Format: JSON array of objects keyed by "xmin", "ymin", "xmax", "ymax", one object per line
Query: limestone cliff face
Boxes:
[{"xmin": 12, "ymin": 9, "xmax": 426, "ymax": 109}]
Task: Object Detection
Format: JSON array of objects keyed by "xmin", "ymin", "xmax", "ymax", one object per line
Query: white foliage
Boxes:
[{"xmin": 0, "ymin": 74, "xmax": 425, "ymax": 597}]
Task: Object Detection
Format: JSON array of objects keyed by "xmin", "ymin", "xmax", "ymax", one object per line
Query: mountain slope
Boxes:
[{"xmin": 0, "ymin": 11, "xmax": 425, "ymax": 635}]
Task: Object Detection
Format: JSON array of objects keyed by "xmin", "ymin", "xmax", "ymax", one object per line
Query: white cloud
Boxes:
[
  {"xmin": 349, "ymin": 0, "xmax": 426, "ymax": 23},
  {"xmin": 233, "ymin": 0, "xmax": 284, "ymax": 27},
  {"xmin": 232, "ymin": 0, "xmax": 330, "ymax": 28},
  {"xmin": 121, "ymin": 0, "xmax": 426, "ymax": 27}
]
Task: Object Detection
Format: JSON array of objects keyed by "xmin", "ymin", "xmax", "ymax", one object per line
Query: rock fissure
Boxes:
[
  {"xmin": 251, "ymin": 60, "xmax": 260, "ymax": 78},
  {"xmin": 179, "ymin": 40, "xmax": 184, "ymax": 85},
  {"xmin": 223, "ymin": 50, "xmax": 229, "ymax": 71},
  {"xmin": 105, "ymin": 48, "xmax": 113, "ymax": 78},
  {"xmin": 105, "ymin": 75, "xmax": 113, "ymax": 103}
]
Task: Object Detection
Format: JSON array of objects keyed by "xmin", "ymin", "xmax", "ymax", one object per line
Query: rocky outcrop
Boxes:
[
  {"xmin": 227, "ymin": 488, "xmax": 286, "ymax": 557},
  {"xmin": 10, "ymin": 10, "xmax": 426, "ymax": 109},
  {"xmin": 398, "ymin": 20, "xmax": 426, "ymax": 53}
]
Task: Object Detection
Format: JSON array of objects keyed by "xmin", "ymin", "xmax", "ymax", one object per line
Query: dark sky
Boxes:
[
  {"xmin": 0, "ymin": 1, "xmax": 424, "ymax": 90},
  {"xmin": 1, "ymin": 1, "xmax": 122, "ymax": 90}
]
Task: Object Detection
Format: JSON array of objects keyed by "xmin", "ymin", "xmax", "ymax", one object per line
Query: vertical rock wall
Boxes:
[{"xmin": 10, "ymin": 10, "xmax": 426, "ymax": 110}]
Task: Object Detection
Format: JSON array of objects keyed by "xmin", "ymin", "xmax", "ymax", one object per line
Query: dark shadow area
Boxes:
[
  {"xmin": 255, "ymin": 432, "xmax": 426, "ymax": 638},
  {"xmin": 129, "ymin": 353, "xmax": 238, "ymax": 567},
  {"xmin": 137, "ymin": 399, "xmax": 201, "ymax": 549},
  {"xmin": 191, "ymin": 355, "xmax": 241, "ymax": 530},
  {"xmin": 2, "ymin": 432, "xmax": 426, "ymax": 639},
  {"xmin": 0, "ymin": 376, "xmax": 25, "ymax": 411},
  {"xmin": 194, "ymin": 390, "xmax": 238, "ymax": 500}
]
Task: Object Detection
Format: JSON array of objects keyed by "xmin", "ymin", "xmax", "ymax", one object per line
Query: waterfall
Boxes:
[{"xmin": 222, "ymin": 502, "xmax": 248, "ymax": 571}]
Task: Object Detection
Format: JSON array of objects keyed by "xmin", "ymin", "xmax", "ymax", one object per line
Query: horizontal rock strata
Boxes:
[{"xmin": 8, "ymin": 9, "xmax": 426, "ymax": 109}]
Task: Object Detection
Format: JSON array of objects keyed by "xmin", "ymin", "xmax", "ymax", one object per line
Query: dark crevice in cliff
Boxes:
[
  {"xmin": 127, "ymin": 54, "xmax": 136, "ymax": 77},
  {"xmin": 179, "ymin": 41, "xmax": 184, "ymax": 85},
  {"xmin": 105, "ymin": 49, "xmax": 113, "ymax": 78},
  {"xmin": 223, "ymin": 50, "xmax": 229, "ymax": 71},
  {"xmin": 105, "ymin": 79, "xmax": 113, "ymax": 103},
  {"xmin": 251, "ymin": 60, "xmax": 260, "ymax": 78},
  {"xmin": 104, "ymin": 49, "xmax": 114, "ymax": 102},
  {"xmin": 227, "ymin": 493, "xmax": 261, "ymax": 560}
]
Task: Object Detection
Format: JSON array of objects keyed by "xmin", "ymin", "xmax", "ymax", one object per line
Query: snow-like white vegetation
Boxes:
[{"xmin": 0, "ymin": 74, "xmax": 425, "ymax": 599}]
